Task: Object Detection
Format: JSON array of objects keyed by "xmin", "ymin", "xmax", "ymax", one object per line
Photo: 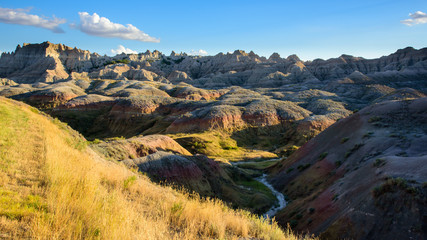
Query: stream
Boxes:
[
  {"xmin": 230, "ymin": 159, "xmax": 287, "ymax": 217},
  {"xmin": 256, "ymin": 174, "xmax": 287, "ymax": 218}
]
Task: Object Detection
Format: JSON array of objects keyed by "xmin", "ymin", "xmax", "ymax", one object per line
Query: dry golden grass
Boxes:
[{"xmin": 0, "ymin": 97, "xmax": 310, "ymax": 240}]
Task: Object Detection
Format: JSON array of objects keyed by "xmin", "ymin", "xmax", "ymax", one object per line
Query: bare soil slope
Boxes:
[{"xmin": 270, "ymin": 97, "xmax": 427, "ymax": 240}]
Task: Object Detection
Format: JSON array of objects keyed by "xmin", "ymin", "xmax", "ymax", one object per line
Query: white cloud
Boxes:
[
  {"xmin": 73, "ymin": 12, "xmax": 159, "ymax": 42},
  {"xmin": 401, "ymin": 11, "xmax": 427, "ymax": 26},
  {"xmin": 0, "ymin": 7, "xmax": 66, "ymax": 33},
  {"xmin": 188, "ymin": 49, "xmax": 208, "ymax": 56},
  {"xmin": 110, "ymin": 45, "xmax": 137, "ymax": 55}
]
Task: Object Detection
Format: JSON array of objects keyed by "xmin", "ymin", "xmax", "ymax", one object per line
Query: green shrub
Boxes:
[
  {"xmin": 372, "ymin": 177, "xmax": 417, "ymax": 198},
  {"xmin": 373, "ymin": 158, "xmax": 386, "ymax": 167},
  {"xmin": 161, "ymin": 58, "xmax": 171, "ymax": 65},
  {"xmin": 89, "ymin": 138, "xmax": 101, "ymax": 145},
  {"xmin": 368, "ymin": 116, "xmax": 382, "ymax": 123},
  {"xmin": 297, "ymin": 164, "xmax": 311, "ymax": 171},
  {"xmin": 340, "ymin": 137, "xmax": 349, "ymax": 144},
  {"xmin": 191, "ymin": 141, "xmax": 207, "ymax": 150},
  {"xmin": 332, "ymin": 194, "xmax": 339, "ymax": 201},
  {"xmin": 345, "ymin": 143, "xmax": 364, "ymax": 158},
  {"xmin": 319, "ymin": 152, "xmax": 328, "ymax": 160},
  {"xmin": 219, "ymin": 141, "xmax": 238, "ymax": 150},
  {"xmin": 123, "ymin": 176, "xmax": 137, "ymax": 189},
  {"xmin": 289, "ymin": 220, "xmax": 298, "ymax": 228},
  {"xmin": 173, "ymin": 57, "xmax": 185, "ymax": 64},
  {"xmin": 363, "ymin": 131, "xmax": 374, "ymax": 138},
  {"xmin": 103, "ymin": 59, "xmax": 130, "ymax": 66},
  {"xmin": 116, "ymin": 59, "xmax": 130, "ymax": 64},
  {"xmin": 171, "ymin": 202, "xmax": 183, "ymax": 214}
]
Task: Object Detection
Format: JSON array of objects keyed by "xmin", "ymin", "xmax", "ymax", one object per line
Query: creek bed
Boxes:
[{"xmin": 256, "ymin": 174, "xmax": 287, "ymax": 218}]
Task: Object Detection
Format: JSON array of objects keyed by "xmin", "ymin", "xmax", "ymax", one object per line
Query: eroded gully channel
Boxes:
[{"xmin": 231, "ymin": 160, "xmax": 287, "ymax": 218}]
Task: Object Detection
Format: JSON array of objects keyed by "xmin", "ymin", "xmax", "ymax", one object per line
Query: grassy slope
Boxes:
[
  {"xmin": 170, "ymin": 131, "xmax": 277, "ymax": 162},
  {"xmin": 0, "ymin": 97, "xmax": 308, "ymax": 239}
]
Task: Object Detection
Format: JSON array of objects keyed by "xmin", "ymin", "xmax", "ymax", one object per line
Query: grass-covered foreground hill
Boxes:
[{"xmin": 0, "ymin": 97, "xmax": 308, "ymax": 239}]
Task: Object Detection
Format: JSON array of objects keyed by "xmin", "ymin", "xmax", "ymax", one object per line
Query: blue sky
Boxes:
[{"xmin": 0, "ymin": 0, "xmax": 426, "ymax": 60}]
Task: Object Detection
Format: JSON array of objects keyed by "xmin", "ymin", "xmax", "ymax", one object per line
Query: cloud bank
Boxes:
[
  {"xmin": 188, "ymin": 49, "xmax": 208, "ymax": 56},
  {"xmin": 401, "ymin": 11, "xmax": 427, "ymax": 26},
  {"xmin": 0, "ymin": 7, "xmax": 66, "ymax": 33},
  {"xmin": 73, "ymin": 12, "xmax": 159, "ymax": 42},
  {"xmin": 110, "ymin": 45, "xmax": 137, "ymax": 55}
]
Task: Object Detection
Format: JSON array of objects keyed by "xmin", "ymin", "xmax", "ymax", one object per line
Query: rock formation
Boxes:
[{"xmin": 1, "ymin": 42, "xmax": 426, "ymax": 91}]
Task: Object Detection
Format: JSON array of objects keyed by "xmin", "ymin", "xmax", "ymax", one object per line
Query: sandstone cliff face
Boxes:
[{"xmin": 0, "ymin": 42, "xmax": 104, "ymax": 82}]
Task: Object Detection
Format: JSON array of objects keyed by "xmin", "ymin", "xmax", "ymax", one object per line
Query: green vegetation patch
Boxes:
[
  {"xmin": 104, "ymin": 59, "xmax": 130, "ymax": 66},
  {"xmin": 0, "ymin": 188, "xmax": 46, "ymax": 220},
  {"xmin": 344, "ymin": 143, "xmax": 364, "ymax": 158},
  {"xmin": 297, "ymin": 163, "xmax": 311, "ymax": 171},
  {"xmin": 220, "ymin": 141, "xmax": 238, "ymax": 150},
  {"xmin": 237, "ymin": 160, "xmax": 280, "ymax": 170},
  {"xmin": 368, "ymin": 116, "xmax": 382, "ymax": 123},
  {"xmin": 373, "ymin": 158, "xmax": 386, "ymax": 167},
  {"xmin": 0, "ymin": 104, "xmax": 30, "ymax": 170},
  {"xmin": 237, "ymin": 180, "xmax": 275, "ymax": 199},
  {"xmin": 123, "ymin": 176, "xmax": 137, "ymax": 189},
  {"xmin": 372, "ymin": 177, "xmax": 418, "ymax": 198},
  {"xmin": 318, "ymin": 152, "xmax": 328, "ymax": 160}
]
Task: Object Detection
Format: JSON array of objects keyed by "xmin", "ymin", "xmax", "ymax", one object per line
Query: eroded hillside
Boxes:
[
  {"xmin": 270, "ymin": 98, "xmax": 427, "ymax": 240},
  {"xmin": 0, "ymin": 96, "xmax": 303, "ymax": 239}
]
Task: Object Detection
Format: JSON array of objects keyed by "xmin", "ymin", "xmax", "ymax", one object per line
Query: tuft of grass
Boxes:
[
  {"xmin": 368, "ymin": 116, "xmax": 382, "ymax": 123},
  {"xmin": 332, "ymin": 194, "xmax": 339, "ymax": 201},
  {"xmin": 345, "ymin": 143, "xmax": 364, "ymax": 158},
  {"xmin": 372, "ymin": 177, "xmax": 418, "ymax": 198},
  {"xmin": 297, "ymin": 164, "xmax": 311, "ymax": 172},
  {"xmin": 123, "ymin": 175, "xmax": 137, "ymax": 189},
  {"xmin": 363, "ymin": 131, "xmax": 374, "ymax": 138},
  {"xmin": 373, "ymin": 158, "xmax": 386, "ymax": 168},
  {"xmin": 220, "ymin": 141, "xmax": 238, "ymax": 150},
  {"xmin": 318, "ymin": 152, "xmax": 328, "ymax": 160},
  {"xmin": 0, "ymin": 189, "xmax": 46, "ymax": 220}
]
